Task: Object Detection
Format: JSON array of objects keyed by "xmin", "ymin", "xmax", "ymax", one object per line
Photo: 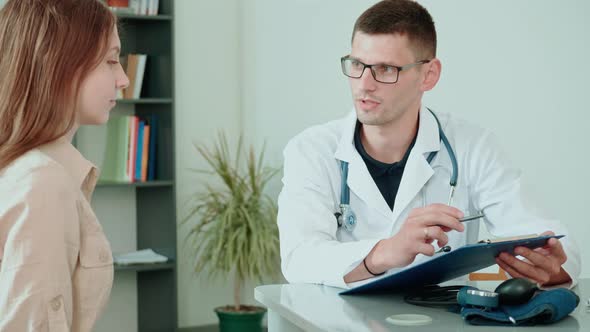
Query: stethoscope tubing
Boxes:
[{"xmin": 337, "ymin": 109, "xmax": 458, "ymax": 230}]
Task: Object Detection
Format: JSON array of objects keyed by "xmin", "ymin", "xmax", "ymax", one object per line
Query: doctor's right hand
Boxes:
[{"xmin": 366, "ymin": 204, "xmax": 465, "ymax": 273}]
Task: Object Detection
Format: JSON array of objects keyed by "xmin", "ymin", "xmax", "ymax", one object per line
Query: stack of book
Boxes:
[
  {"xmin": 114, "ymin": 249, "xmax": 169, "ymax": 266},
  {"xmin": 99, "ymin": 114, "xmax": 158, "ymax": 183}
]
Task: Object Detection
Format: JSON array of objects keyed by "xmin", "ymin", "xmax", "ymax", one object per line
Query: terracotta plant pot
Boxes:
[{"xmin": 214, "ymin": 305, "xmax": 267, "ymax": 332}]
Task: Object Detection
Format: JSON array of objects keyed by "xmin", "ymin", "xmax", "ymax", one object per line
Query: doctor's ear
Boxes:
[{"xmin": 420, "ymin": 58, "xmax": 441, "ymax": 92}]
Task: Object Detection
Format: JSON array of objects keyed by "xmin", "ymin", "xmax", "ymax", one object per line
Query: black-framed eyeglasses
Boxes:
[{"xmin": 340, "ymin": 56, "xmax": 431, "ymax": 84}]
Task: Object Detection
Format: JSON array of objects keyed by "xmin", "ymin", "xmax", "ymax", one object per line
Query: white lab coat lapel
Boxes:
[
  {"xmin": 391, "ymin": 107, "xmax": 442, "ymax": 223},
  {"xmin": 334, "ymin": 112, "xmax": 392, "ymax": 220}
]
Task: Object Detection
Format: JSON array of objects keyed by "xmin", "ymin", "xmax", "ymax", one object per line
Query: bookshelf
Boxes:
[
  {"xmin": 117, "ymin": 1, "xmax": 177, "ymax": 330},
  {"xmin": 117, "ymin": 13, "xmax": 173, "ymax": 21},
  {"xmin": 97, "ymin": 180, "xmax": 174, "ymax": 188},
  {"xmin": 80, "ymin": 1, "xmax": 177, "ymax": 331},
  {"xmin": 116, "ymin": 98, "xmax": 173, "ymax": 104}
]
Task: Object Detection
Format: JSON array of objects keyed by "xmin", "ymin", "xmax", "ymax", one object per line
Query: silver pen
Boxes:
[
  {"xmin": 435, "ymin": 212, "xmax": 485, "ymax": 255},
  {"xmin": 459, "ymin": 212, "xmax": 485, "ymax": 223}
]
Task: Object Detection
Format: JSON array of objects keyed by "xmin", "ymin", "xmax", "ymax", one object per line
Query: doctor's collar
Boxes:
[
  {"xmin": 333, "ymin": 107, "xmax": 440, "ymax": 162},
  {"xmin": 353, "ymin": 120, "xmax": 417, "ymax": 176}
]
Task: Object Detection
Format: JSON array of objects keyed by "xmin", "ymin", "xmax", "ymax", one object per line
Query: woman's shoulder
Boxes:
[{"xmin": 0, "ymin": 149, "xmax": 77, "ymax": 197}]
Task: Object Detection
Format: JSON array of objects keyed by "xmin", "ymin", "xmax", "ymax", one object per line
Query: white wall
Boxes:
[
  {"xmin": 240, "ymin": 0, "xmax": 590, "ymax": 275},
  {"xmin": 174, "ymin": 0, "xmax": 248, "ymax": 328}
]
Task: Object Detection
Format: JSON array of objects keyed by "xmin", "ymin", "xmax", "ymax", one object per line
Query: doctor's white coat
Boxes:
[{"xmin": 277, "ymin": 106, "xmax": 580, "ymax": 289}]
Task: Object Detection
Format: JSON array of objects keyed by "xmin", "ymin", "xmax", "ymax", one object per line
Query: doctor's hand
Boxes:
[
  {"xmin": 496, "ymin": 231, "xmax": 571, "ymax": 286},
  {"xmin": 366, "ymin": 204, "xmax": 465, "ymax": 273}
]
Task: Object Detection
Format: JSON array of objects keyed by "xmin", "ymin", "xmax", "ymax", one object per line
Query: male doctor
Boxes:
[{"xmin": 277, "ymin": 0, "xmax": 580, "ymax": 289}]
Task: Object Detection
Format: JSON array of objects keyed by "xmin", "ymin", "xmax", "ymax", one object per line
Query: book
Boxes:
[
  {"xmin": 132, "ymin": 54, "xmax": 147, "ymax": 99},
  {"xmin": 141, "ymin": 124, "xmax": 150, "ymax": 181},
  {"xmin": 100, "ymin": 115, "xmax": 130, "ymax": 183},
  {"xmin": 135, "ymin": 120, "xmax": 145, "ymax": 181},
  {"xmin": 114, "ymin": 249, "xmax": 168, "ymax": 265},
  {"xmin": 148, "ymin": 0, "xmax": 159, "ymax": 15},
  {"xmin": 126, "ymin": 115, "xmax": 138, "ymax": 181},
  {"xmin": 122, "ymin": 54, "xmax": 147, "ymax": 99},
  {"xmin": 123, "ymin": 54, "xmax": 138, "ymax": 99},
  {"xmin": 147, "ymin": 114, "xmax": 157, "ymax": 181},
  {"xmin": 107, "ymin": 0, "xmax": 135, "ymax": 15},
  {"xmin": 141, "ymin": 0, "xmax": 148, "ymax": 15}
]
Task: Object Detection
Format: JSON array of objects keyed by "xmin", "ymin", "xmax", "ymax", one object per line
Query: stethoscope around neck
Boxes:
[{"xmin": 335, "ymin": 109, "xmax": 459, "ymax": 232}]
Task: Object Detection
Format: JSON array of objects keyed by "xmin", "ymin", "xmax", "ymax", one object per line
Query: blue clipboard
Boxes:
[{"xmin": 340, "ymin": 234, "xmax": 564, "ymax": 295}]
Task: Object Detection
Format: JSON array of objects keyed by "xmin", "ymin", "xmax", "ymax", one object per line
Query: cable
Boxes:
[{"xmin": 403, "ymin": 285, "xmax": 465, "ymax": 308}]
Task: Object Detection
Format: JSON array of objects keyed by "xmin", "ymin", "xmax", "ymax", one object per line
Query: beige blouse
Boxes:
[{"xmin": 0, "ymin": 138, "xmax": 113, "ymax": 331}]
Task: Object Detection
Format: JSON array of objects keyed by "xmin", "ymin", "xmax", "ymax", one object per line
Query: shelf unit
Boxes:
[
  {"xmin": 98, "ymin": 2, "xmax": 177, "ymax": 331},
  {"xmin": 115, "ymin": 262, "xmax": 175, "ymax": 272},
  {"xmin": 116, "ymin": 98, "xmax": 174, "ymax": 104},
  {"xmin": 117, "ymin": 13, "xmax": 173, "ymax": 21},
  {"xmin": 97, "ymin": 180, "xmax": 174, "ymax": 188}
]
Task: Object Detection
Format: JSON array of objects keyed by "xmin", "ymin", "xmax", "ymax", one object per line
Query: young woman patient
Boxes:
[{"xmin": 0, "ymin": 0, "xmax": 129, "ymax": 330}]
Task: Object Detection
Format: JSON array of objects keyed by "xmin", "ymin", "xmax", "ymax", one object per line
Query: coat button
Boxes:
[
  {"xmin": 99, "ymin": 250, "xmax": 110, "ymax": 263},
  {"xmin": 51, "ymin": 297, "xmax": 61, "ymax": 311}
]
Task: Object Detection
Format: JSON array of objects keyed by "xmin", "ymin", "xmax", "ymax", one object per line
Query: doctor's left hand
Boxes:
[{"xmin": 495, "ymin": 231, "xmax": 571, "ymax": 286}]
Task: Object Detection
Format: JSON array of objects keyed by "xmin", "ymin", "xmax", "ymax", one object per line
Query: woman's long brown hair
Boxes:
[{"xmin": 0, "ymin": 0, "xmax": 116, "ymax": 170}]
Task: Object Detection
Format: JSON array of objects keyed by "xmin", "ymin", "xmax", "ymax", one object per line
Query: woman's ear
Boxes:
[{"xmin": 421, "ymin": 58, "xmax": 442, "ymax": 92}]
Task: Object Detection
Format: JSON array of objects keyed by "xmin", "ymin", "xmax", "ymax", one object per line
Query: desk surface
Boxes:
[{"xmin": 255, "ymin": 279, "xmax": 590, "ymax": 332}]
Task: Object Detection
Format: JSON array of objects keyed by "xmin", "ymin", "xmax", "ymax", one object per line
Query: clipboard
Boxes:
[{"xmin": 340, "ymin": 234, "xmax": 564, "ymax": 295}]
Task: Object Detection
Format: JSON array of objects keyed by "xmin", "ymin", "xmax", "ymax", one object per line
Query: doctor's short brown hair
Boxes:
[
  {"xmin": 352, "ymin": 0, "xmax": 437, "ymax": 60},
  {"xmin": 0, "ymin": 0, "xmax": 116, "ymax": 170}
]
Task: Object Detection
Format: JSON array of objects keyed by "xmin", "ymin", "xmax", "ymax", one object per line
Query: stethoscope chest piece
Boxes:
[{"xmin": 336, "ymin": 204, "xmax": 356, "ymax": 232}]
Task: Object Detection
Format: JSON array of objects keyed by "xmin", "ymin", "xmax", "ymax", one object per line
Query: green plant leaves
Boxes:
[{"xmin": 183, "ymin": 133, "xmax": 281, "ymax": 306}]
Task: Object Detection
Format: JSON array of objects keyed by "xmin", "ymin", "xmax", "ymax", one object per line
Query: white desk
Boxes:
[{"xmin": 255, "ymin": 279, "xmax": 590, "ymax": 332}]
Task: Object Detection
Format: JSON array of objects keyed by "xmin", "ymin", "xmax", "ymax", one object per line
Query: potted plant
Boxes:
[{"xmin": 183, "ymin": 133, "xmax": 281, "ymax": 332}]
